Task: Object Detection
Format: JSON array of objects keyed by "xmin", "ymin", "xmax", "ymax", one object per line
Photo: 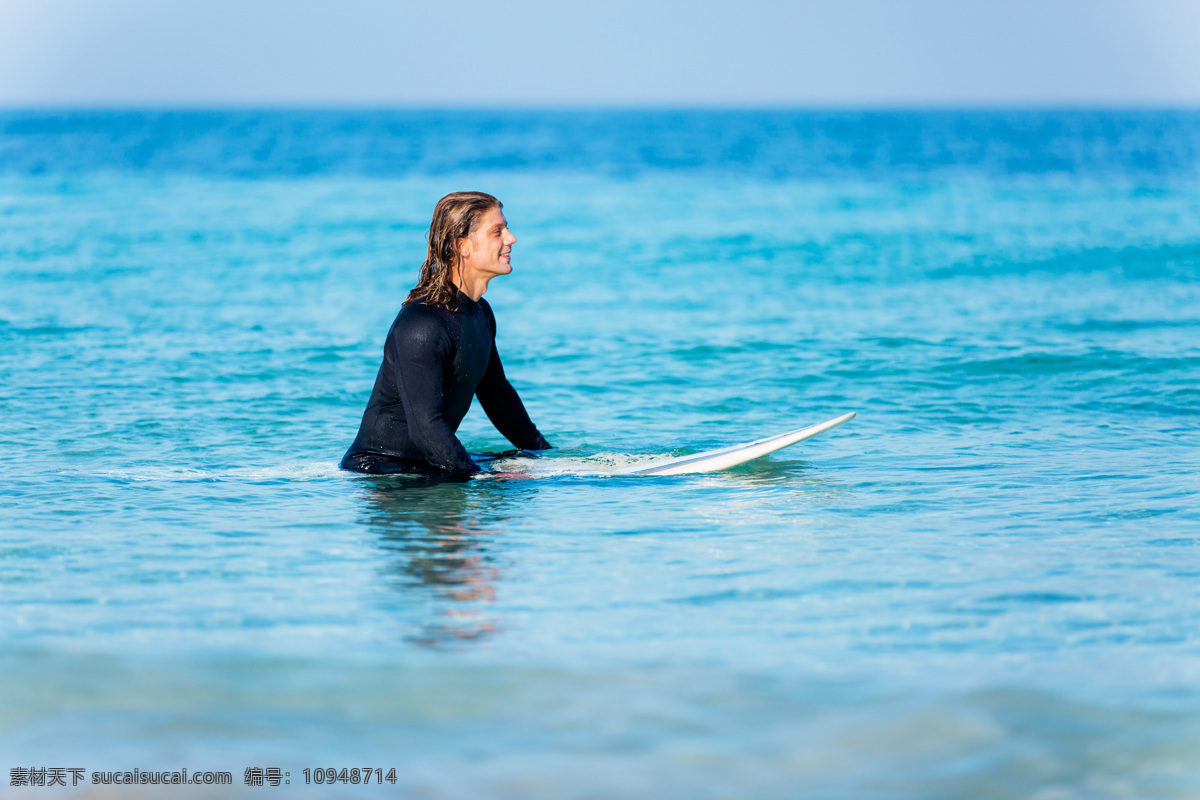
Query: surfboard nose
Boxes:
[{"xmin": 617, "ymin": 412, "xmax": 857, "ymax": 476}]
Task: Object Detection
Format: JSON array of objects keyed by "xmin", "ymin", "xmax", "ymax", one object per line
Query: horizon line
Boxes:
[{"xmin": 2, "ymin": 102, "xmax": 1200, "ymax": 114}]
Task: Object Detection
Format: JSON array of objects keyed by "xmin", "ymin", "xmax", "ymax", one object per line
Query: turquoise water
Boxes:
[{"xmin": 3, "ymin": 112, "xmax": 1200, "ymax": 797}]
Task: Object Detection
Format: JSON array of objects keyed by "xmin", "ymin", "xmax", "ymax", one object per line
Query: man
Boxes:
[{"xmin": 340, "ymin": 191, "xmax": 552, "ymax": 474}]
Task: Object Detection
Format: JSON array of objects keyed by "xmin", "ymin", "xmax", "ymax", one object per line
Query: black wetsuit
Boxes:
[{"xmin": 340, "ymin": 291, "xmax": 551, "ymax": 474}]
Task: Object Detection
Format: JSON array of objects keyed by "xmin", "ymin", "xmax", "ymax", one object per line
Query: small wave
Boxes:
[
  {"xmin": 67, "ymin": 462, "xmax": 344, "ymax": 483},
  {"xmin": 1054, "ymin": 318, "xmax": 1200, "ymax": 333}
]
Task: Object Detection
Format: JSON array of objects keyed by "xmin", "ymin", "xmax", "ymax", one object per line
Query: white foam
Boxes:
[{"xmin": 483, "ymin": 452, "xmax": 667, "ymax": 478}]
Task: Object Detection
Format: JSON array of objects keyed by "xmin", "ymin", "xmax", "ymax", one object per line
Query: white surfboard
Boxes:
[{"xmin": 614, "ymin": 412, "xmax": 856, "ymax": 476}]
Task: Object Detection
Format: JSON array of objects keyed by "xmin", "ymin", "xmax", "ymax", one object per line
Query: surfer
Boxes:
[{"xmin": 340, "ymin": 191, "xmax": 552, "ymax": 475}]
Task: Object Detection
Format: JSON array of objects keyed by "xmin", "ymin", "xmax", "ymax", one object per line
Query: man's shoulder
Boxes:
[{"xmin": 392, "ymin": 301, "xmax": 453, "ymax": 343}]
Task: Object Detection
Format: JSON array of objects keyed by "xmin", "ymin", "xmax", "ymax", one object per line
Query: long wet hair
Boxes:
[{"xmin": 404, "ymin": 191, "xmax": 502, "ymax": 309}]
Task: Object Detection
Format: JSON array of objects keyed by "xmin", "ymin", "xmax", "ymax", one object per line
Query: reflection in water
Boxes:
[
  {"xmin": 356, "ymin": 474, "xmax": 518, "ymax": 648},
  {"xmin": 706, "ymin": 458, "xmax": 855, "ymax": 503}
]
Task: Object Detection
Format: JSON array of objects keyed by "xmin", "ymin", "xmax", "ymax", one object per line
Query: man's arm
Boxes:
[
  {"xmin": 475, "ymin": 337, "xmax": 552, "ymax": 451},
  {"xmin": 393, "ymin": 311, "xmax": 480, "ymax": 473}
]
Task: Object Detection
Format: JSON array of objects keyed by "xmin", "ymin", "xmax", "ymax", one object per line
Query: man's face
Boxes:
[{"xmin": 460, "ymin": 206, "xmax": 516, "ymax": 278}]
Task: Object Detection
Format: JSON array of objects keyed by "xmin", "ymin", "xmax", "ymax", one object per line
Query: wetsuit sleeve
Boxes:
[
  {"xmin": 393, "ymin": 311, "xmax": 480, "ymax": 473},
  {"xmin": 475, "ymin": 302, "xmax": 552, "ymax": 451}
]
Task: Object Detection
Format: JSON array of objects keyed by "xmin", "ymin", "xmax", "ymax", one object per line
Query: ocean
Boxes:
[{"xmin": 2, "ymin": 110, "xmax": 1199, "ymax": 797}]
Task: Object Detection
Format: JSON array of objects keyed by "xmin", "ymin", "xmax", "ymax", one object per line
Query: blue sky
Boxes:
[{"xmin": 1, "ymin": 0, "xmax": 1198, "ymax": 106}]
